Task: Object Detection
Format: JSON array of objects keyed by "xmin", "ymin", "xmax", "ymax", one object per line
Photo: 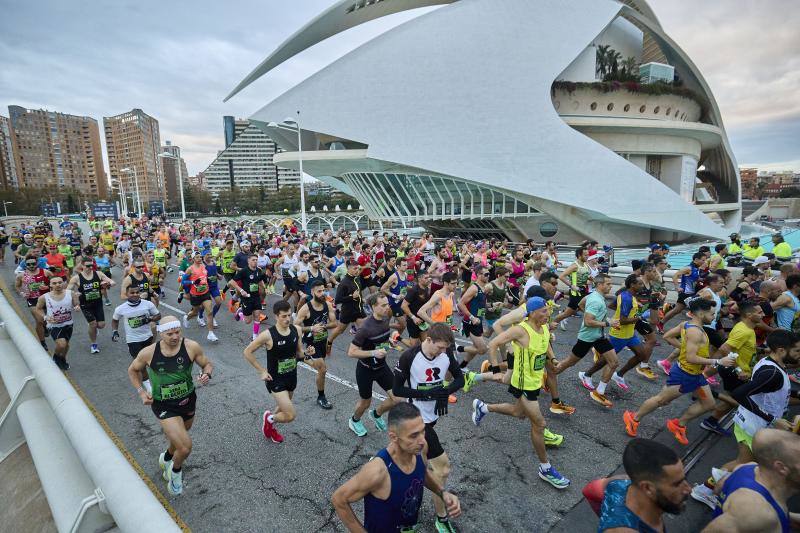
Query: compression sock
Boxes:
[
  {"xmin": 318, "ymin": 390, "xmax": 325, "ymax": 398},
  {"xmin": 212, "ymin": 303, "xmax": 221, "ymax": 317},
  {"xmin": 164, "ymin": 450, "xmax": 173, "ymax": 462},
  {"xmin": 198, "ymin": 308, "xmax": 204, "ymax": 319}
]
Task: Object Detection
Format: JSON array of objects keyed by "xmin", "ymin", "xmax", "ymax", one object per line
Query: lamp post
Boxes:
[
  {"xmin": 2, "ymin": 201, "xmax": 12, "ymax": 218},
  {"xmin": 120, "ymin": 166, "xmax": 142, "ymax": 216},
  {"xmin": 282, "ymin": 112, "xmax": 307, "ymax": 232},
  {"xmin": 111, "ymin": 179, "xmax": 127, "ymax": 216},
  {"xmin": 159, "ymin": 150, "xmax": 186, "ymax": 221}
]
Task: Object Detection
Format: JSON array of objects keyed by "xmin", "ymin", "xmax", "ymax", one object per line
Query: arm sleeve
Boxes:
[
  {"xmin": 392, "ymin": 350, "xmax": 430, "ymax": 399},
  {"xmin": 730, "ymin": 366, "xmax": 784, "ymax": 423}
]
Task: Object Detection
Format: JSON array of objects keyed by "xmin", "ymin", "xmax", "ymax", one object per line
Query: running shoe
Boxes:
[
  {"xmin": 790, "ymin": 371, "xmax": 800, "ymax": 385},
  {"xmin": 549, "ymin": 401, "xmax": 576, "ymax": 415},
  {"xmin": 578, "ymin": 372, "xmax": 595, "ymax": 391},
  {"xmin": 462, "ymin": 371, "xmax": 477, "ymax": 393},
  {"xmin": 268, "ymin": 426, "xmax": 284, "ymax": 444},
  {"xmin": 666, "ymin": 418, "xmax": 689, "ymax": 445},
  {"xmin": 158, "ymin": 452, "xmax": 172, "ymax": 481},
  {"xmin": 700, "ymin": 417, "xmax": 731, "ymax": 436},
  {"xmin": 182, "ymin": 315, "xmax": 190, "ymax": 329},
  {"xmin": 558, "ymin": 319, "xmax": 568, "ymax": 331},
  {"xmin": 349, "ymin": 325, "xmax": 358, "ymax": 335},
  {"xmin": 472, "ymin": 399, "xmax": 487, "ymax": 426},
  {"xmin": 434, "ymin": 517, "xmax": 457, "ymax": 533},
  {"xmin": 177, "ymin": 292, "xmax": 184, "ymax": 304},
  {"xmin": 611, "ymin": 373, "xmax": 630, "ymax": 391},
  {"xmin": 349, "ymin": 417, "xmax": 367, "ymax": 437},
  {"xmin": 207, "ymin": 331, "xmax": 218, "ymax": 343},
  {"xmin": 655, "ymin": 322, "xmax": 664, "ymax": 335},
  {"xmin": 40, "ymin": 340, "xmax": 48, "ymax": 351},
  {"xmin": 538, "ymin": 465, "xmax": 570, "ymax": 489},
  {"xmin": 480, "ymin": 360, "xmax": 490, "ymax": 374},
  {"xmin": 53, "ymin": 356, "xmax": 69, "ymax": 371},
  {"xmin": 370, "ymin": 409, "xmax": 387, "ymax": 431},
  {"xmin": 543, "ymin": 428, "xmax": 564, "ymax": 447},
  {"xmin": 167, "ymin": 468, "xmax": 183, "ymax": 495},
  {"xmin": 589, "ymin": 391, "xmax": 612, "ymax": 408},
  {"xmin": 635, "ymin": 365, "xmax": 657, "ymax": 381},
  {"xmin": 90, "ymin": 343, "xmax": 100, "ymax": 354},
  {"xmin": 623, "ymin": 410, "xmax": 639, "ymax": 437},
  {"xmin": 213, "ymin": 318, "xmax": 219, "ymax": 328},
  {"xmin": 657, "ymin": 359, "xmax": 672, "ymax": 375},
  {"xmin": 197, "ymin": 317, "xmax": 207, "ymax": 327},
  {"xmin": 690, "ymin": 483, "xmax": 718, "ymax": 510},
  {"xmin": 317, "ymin": 395, "xmax": 332, "ymax": 410},
  {"xmin": 104, "ymin": 298, "xmax": 111, "ymax": 306},
  {"xmin": 262, "ymin": 410, "xmax": 273, "ymax": 439}
]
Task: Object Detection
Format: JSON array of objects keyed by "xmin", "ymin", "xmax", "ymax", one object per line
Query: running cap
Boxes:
[
  {"xmin": 588, "ymin": 250, "xmax": 605, "ymax": 260},
  {"xmin": 526, "ymin": 296, "xmax": 547, "ymax": 313},
  {"xmin": 648, "ymin": 243, "xmax": 661, "ymax": 250},
  {"xmin": 753, "ymin": 255, "xmax": 770, "ymax": 266}
]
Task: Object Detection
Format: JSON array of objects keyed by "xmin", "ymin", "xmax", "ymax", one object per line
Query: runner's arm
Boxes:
[
  {"xmin": 492, "ymin": 306, "xmax": 526, "ymax": 335},
  {"xmin": 331, "ymin": 459, "xmax": 386, "ymax": 533},
  {"xmin": 293, "ymin": 306, "xmax": 312, "ymax": 331},
  {"xmin": 729, "ymin": 366, "xmax": 785, "ymax": 423},
  {"xmin": 243, "ymin": 332, "xmax": 270, "ymax": 373},
  {"xmin": 684, "ymin": 327, "xmax": 724, "ymax": 366},
  {"xmin": 379, "ymin": 275, "xmax": 395, "ymax": 296},
  {"xmin": 456, "ymin": 285, "xmax": 476, "ymax": 320},
  {"xmin": 188, "ymin": 340, "xmax": 213, "ymax": 381},
  {"xmin": 97, "ymin": 270, "xmax": 115, "ymax": 286},
  {"xmin": 127, "ymin": 346, "xmax": 155, "ymax": 403},
  {"xmin": 557, "ymin": 263, "xmax": 576, "ymax": 289},
  {"xmin": 392, "ymin": 350, "xmax": 439, "ymax": 399},
  {"xmin": 423, "ymin": 469, "xmax": 461, "ymax": 519},
  {"xmin": 662, "ymin": 323, "xmax": 683, "ymax": 349},
  {"xmin": 488, "ymin": 325, "xmax": 523, "ymax": 367},
  {"xmin": 417, "ymin": 293, "xmax": 440, "ymax": 325},
  {"xmin": 66, "ymin": 275, "xmax": 79, "ymax": 291},
  {"xmin": 672, "ymin": 267, "xmax": 690, "ymax": 290},
  {"xmin": 702, "ymin": 489, "xmax": 781, "ymax": 532}
]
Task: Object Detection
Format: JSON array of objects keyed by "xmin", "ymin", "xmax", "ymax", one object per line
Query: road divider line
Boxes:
[{"xmin": 298, "ymin": 362, "xmax": 387, "ymax": 401}]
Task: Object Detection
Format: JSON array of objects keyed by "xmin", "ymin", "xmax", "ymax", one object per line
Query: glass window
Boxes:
[{"xmin": 539, "ymin": 222, "xmax": 558, "ymax": 238}]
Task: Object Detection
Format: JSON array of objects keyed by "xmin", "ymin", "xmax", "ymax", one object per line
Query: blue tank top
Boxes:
[
  {"xmin": 714, "ymin": 464, "xmax": 790, "ymax": 532},
  {"xmin": 330, "ymin": 256, "xmax": 345, "ymax": 273},
  {"xmin": 204, "ymin": 263, "xmax": 219, "ymax": 289},
  {"xmin": 363, "ymin": 448, "xmax": 425, "ymax": 533},
  {"xmin": 389, "ymin": 272, "xmax": 408, "ymax": 307},
  {"xmin": 598, "ymin": 479, "xmax": 661, "ymax": 533},
  {"xmin": 467, "ymin": 283, "xmax": 486, "ymax": 320},
  {"xmin": 775, "ymin": 290, "xmax": 800, "ymax": 330},
  {"xmin": 680, "ymin": 266, "xmax": 700, "ymax": 294}
]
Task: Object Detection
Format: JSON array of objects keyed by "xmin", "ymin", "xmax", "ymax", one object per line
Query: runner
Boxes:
[
  {"xmin": 244, "ymin": 300, "xmax": 310, "ymax": 443},
  {"xmin": 552, "ymin": 273, "xmax": 621, "ymax": 407},
  {"xmin": 181, "ymin": 252, "xmax": 218, "ymax": 342},
  {"xmin": 67, "ymin": 256, "xmax": 115, "ymax": 354},
  {"xmin": 34, "ymin": 276, "xmax": 79, "ymax": 370},
  {"xmin": 659, "ymin": 252, "xmax": 705, "ymax": 331},
  {"xmin": 15, "ymin": 253, "xmax": 52, "ymax": 348},
  {"xmin": 703, "ymin": 429, "xmax": 799, "ymax": 532},
  {"xmin": 127, "ymin": 316, "xmax": 213, "ymax": 496},
  {"xmin": 120, "ymin": 258, "xmax": 155, "ymax": 307},
  {"xmin": 553, "ymin": 247, "xmax": 591, "ymax": 330},
  {"xmin": 380, "ymin": 257, "xmax": 410, "ymax": 339},
  {"xmin": 331, "ymin": 402, "xmax": 462, "ymax": 533},
  {"xmin": 623, "ymin": 298, "xmax": 735, "ymax": 445},
  {"xmin": 347, "ymin": 293, "xmax": 399, "ymax": 437},
  {"xmin": 455, "ymin": 265, "xmax": 489, "ymax": 369},
  {"xmin": 417, "ymin": 272, "xmax": 458, "ymax": 331},
  {"xmin": 112, "ymin": 284, "xmax": 162, "ymax": 393},
  {"xmin": 472, "ymin": 296, "xmax": 571, "ymax": 489},
  {"xmin": 401, "ymin": 271, "xmax": 433, "ymax": 348},
  {"xmin": 332, "ymin": 259, "xmax": 365, "ymax": 342},
  {"xmin": 228, "ymin": 254, "xmax": 269, "ymax": 340},
  {"xmin": 393, "ymin": 323, "xmax": 464, "ymax": 532},
  {"xmin": 294, "ymin": 280, "xmax": 338, "ymax": 409}
]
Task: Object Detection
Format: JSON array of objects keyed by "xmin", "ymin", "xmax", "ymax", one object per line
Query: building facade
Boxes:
[
  {"xmin": 202, "ymin": 118, "xmax": 301, "ymax": 197},
  {"xmin": 6, "ymin": 106, "xmax": 107, "ymax": 199},
  {"xmin": 0, "ymin": 115, "xmax": 19, "ymax": 189},
  {"xmin": 104, "ymin": 109, "xmax": 164, "ymax": 210},
  {"xmin": 160, "ymin": 140, "xmax": 188, "ymax": 205},
  {"xmin": 227, "ymin": 0, "xmax": 741, "ymax": 245}
]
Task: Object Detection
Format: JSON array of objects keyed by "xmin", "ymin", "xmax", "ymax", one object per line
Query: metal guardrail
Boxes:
[{"xmin": 0, "ymin": 291, "xmax": 181, "ymax": 533}]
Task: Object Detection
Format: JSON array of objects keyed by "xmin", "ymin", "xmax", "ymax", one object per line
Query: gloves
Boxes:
[
  {"xmin": 111, "ymin": 330, "xmax": 119, "ymax": 342},
  {"xmin": 434, "ymin": 396, "xmax": 449, "ymax": 416}
]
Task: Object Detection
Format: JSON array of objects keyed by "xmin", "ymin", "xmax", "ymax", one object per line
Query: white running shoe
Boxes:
[
  {"xmin": 558, "ymin": 319, "xmax": 568, "ymax": 331},
  {"xmin": 167, "ymin": 468, "xmax": 183, "ymax": 495},
  {"xmin": 213, "ymin": 318, "xmax": 219, "ymax": 328},
  {"xmin": 182, "ymin": 315, "xmax": 189, "ymax": 329},
  {"xmin": 690, "ymin": 483, "xmax": 717, "ymax": 510},
  {"xmin": 611, "ymin": 373, "xmax": 630, "ymax": 391},
  {"xmin": 207, "ymin": 331, "xmax": 218, "ymax": 342},
  {"xmin": 158, "ymin": 453, "xmax": 172, "ymax": 482},
  {"xmin": 578, "ymin": 371, "xmax": 595, "ymax": 391},
  {"xmin": 197, "ymin": 317, "xmax": 207, "ymax": 327}
]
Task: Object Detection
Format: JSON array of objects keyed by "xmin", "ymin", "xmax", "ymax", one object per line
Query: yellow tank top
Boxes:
[
  {"xmin": 610, "ymin": 292, "xmax": 639, "ymax": 339},
  {"xmin": 678, "ymin": 323, "xmax": 709, "ymax": 375},
  {"xmin": 431, "ymin": 294, "xmax": 453, "ymax": 324},
  {"xmin": 510, "ymin": 321, "xmax": 549, "ymax": 391}
]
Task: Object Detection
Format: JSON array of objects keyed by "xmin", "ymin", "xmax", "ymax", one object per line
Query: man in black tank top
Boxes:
[
  {"xmin": 67, "ymin": 256, "xmax": 115, "ymax": 354},
  {"xmin": 127, "ymin": 316, "xmax": 213, "ymax": 496},
  {"xmin": 121, "ymin": 258, "xmax": 153, "ymax": 302},
  {"xmin": 244, "ymin": 300, "xmax": 311, "ymax": 444},
  {"xmin": 294, "ymin": 280, "xmax": 338, "ymax": 410}
]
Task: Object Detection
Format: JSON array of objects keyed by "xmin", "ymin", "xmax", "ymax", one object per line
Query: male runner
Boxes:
[
  {"xmin": 68, "ymin": 256, "xmax": 114, "ymax": 353},
  {"xmin": 112, "ymin": 285, "xmax": 162, "ymax": 389},
  {"xmin": 16, "ymin": 254, "xmax": 52, "ymax": 349},
  {"xmin": 623, "ymin": 298, "xmax": 735, "ymax": 445},
  {"xmin": 553, "ymin": 247, "xmax": 591, "ymax": 330},
  {"xmin": 455, "ymin": 265, "xmax": 489, "ymax": 369},
  {"xmin": 332, "ymin": 259, "xmax": 365, "ymax": 341},
  {"xmin": 182, "ymin": 252, "xmax": 218, "ymax": 342},
  {"xmin": 120, "ymin": 258, "xmax": 156, "ymax": 307},
  {"xmin": 393, "ymin": 323, "xmax": 464, "ymax": 532},
  {"xmin": 347, "ymin": 293, "xmax": 399, "ymax": 437},
  {"xmin": 332, "ymin": 403, "xmax": 461, "ymax": 533},
  {"xmin": 294, "ymin": 280, "xmax": 338, "ymax": 409},
  {"xmin": 659, "ymin": 252, "xmax": 705, "ymax": 331},
  {"xmin": 228, "ymin": 254, "xmax": 269, "ymax": 340},
  {"xmin": 703, "ymin": 429, "xmax": 800, "ymax": 532},
  {"xmin": 381, "ymin": 257, "xmax": 410, "ymax": 338},
  {"xmin": 34, "ymin": 276, "xmax": 79, "ymax": 370},
  {"xmin": 472, "ymin": 297, "xmax": 570, "ymax": 489},
  {"xmin": 244, "ymin": 300, "xmax": 310, "ymax": 443},
  {"xmin": 402, "ymin": 271, "xmax": 432, "ymax": 347},
  {"xmin": 128, "ymin": 316, "xmax": 213, "ymax": 496},
  {"xmin": 418, "ymin": 272, "xmax": 458, "ymax": 330}
]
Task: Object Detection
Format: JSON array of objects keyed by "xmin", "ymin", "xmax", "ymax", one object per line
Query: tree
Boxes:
[
  {"xmin": 779, "ymin": 187, "xmax": 800, "ymax": 198},
  {"xmin": 596, "ymin": 44, "xmax": 611, "ymax": 79}
]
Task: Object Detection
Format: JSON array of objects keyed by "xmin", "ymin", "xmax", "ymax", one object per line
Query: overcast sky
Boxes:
[{"xmin": 1, "ymin": 0, "xmax": 797, "ymax": 175}]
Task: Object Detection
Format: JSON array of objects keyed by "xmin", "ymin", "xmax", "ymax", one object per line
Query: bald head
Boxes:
[
  {"xmin": 753, "ymin": 428, "xmax": 800, "ymax": 472},
  {"xmin": 759, "ymin": 280, "xmax": 777, "ymax": 299}
]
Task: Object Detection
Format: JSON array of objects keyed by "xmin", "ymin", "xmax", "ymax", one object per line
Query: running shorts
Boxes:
[
  {"xmin": 407, "ymin": 319, "xmax": 425, "ymax": 339},
  {"xmin": 717, "ymin": 365, "xmax": 743, "ymax": 392},
  {"xmin": 266, "ymin": 372, "xmax": 297, "ymax": 394},
  {"xmin": 81, "ymin": 301, "xmax": 105, "ymax": 323},
  {"xmin": 461, "ymin": 320, "xmax": 484, "ymax": 338},
  {"xmin": 666, "ymin": 364, "xmax": 708, "ymax": 394},
  {"xmin": 733, "ymin": 422, "xmax": 754, "ymax": 450},
  {"xmin": 634, "ymin": 319, "xmax": 654, "ymax": 336},
  {"xmin": 567, "ymin": 293, "xmax": 585, "ymax": 311},
  {"xmin": 241, "ymin": 296, "xmax": 263, "ymax": 317},
  {"xmin": 508, "ymin": 384, "xmax": 540, "ymax": 402},
  {"xmin": 571, "ymin": 337, "xmax": 614, "ymax": 359},
  {"xmin": 189, "ymin": 292, "xmax": 211, "ymax": 307},
  {"xmin": 49, "ymin": 325, "xmax": 73, "ymax": 342},
  {"xmin": 340, "ymin": 306, "xmax": 365, "ymax": 325},
  {"xmin": 151, "ymin": 391, "xmax": 197, "ymax": 421},
  {"xmin": 128, "ymin": 337, "xmax": 155, "ymax": 358},
  {"xmin": 702, "ymin": 326, "xmax": 724, "ymax": 349},
  {"xmin": 677, "ymin": 292, "xmax": 694, "ymax": 305},
  {"xmin": 609, "ymin": 335, "xmax": 642, "ymax": 354},
  {"xmin": 425, "ymin": 421, "xmax": 445, "ymax": 460},
  {"xmin": 356, "ymin": 363, "xmax": 393, "ymax": 400},
  {"xmin": 282, "ymin": 275, "xmax": 298, "ymax": 293}
]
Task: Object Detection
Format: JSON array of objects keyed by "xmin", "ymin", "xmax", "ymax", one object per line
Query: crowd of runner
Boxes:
[{"xmin": 1, "ymin": 214, "xmax": 799, "ymax": 532}]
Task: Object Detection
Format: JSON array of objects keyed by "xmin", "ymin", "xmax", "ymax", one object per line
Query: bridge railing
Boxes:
[{"xmin": 0, "ymin": 290, "xmax": 182, "ymax": 533}]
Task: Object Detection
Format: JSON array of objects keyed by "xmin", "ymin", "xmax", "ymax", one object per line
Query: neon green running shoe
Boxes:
[
  {"xmin": 462, "ymin": 371, "xmax": 477, "ymax": 393},
  {"xmin": 543, "ymin": 427, "xmax": 564, "ymax": 447},
  {"xmin": 434, "ymin": 516, "xmax": 457, "ymax": 532}
]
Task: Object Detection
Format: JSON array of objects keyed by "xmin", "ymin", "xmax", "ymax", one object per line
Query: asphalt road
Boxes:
[{"xmin": 0, "ymin": 243, "xmax": 760, "ymax": 533}]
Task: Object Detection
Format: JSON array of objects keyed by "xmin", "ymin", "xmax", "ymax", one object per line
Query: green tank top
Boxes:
[
  {"xmin": 485, "ymin": 282, "xmax": 507, "ymax": 320},
  {"xmin": 570, "ymin": 261, "xmax": 590, "ymax": 295},
  {"xmin": 510, "ymin": 321, "xmax": 549, "ymax": 391},
  {"xmin": 147, "ymin": 340, "xmax": 195, "ymax": 402}
]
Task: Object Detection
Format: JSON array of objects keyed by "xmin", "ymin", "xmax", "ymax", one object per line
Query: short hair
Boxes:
[
  {"xmin": 273, "ymin": 300, "xmax": 291, "ymax": 315},
  {"xmin": 531, "ymin": 261, "xmax": 544, "ymax": 272},
  {"xmin": 387, "ymin": 402, "xmax": 421, "ymax": 429},
  {"xmin": 624, "ymin": 274, "xmax": 639, "ymax": 289},
  {"xmin": 494, "ymin": 266, "xmax": 509, "ymax": 277},
  {"xmin": 539, "ymin": 271, "xmax": 558, "ymax": 286},
  {"xmin": 575, "ymin": 247, "xmax": 586, "ymax": 258},
  {"xmin": 704, "ymin": 274, "xmax": 720, "ymax": 285},
  {"xmin": 623, "ymin": 438, "xmax": 680, "ymax": 484},
  {"xmin": 692, "ymin": 252, "xmax": 705, "ymax": 262},
  {"xmin": 442, "ymin": 272, "xmax": 457, "ymax": 284},
  {"xmin": 310, "ymin": 279, "xmax": 326, "ymax": 290},
  {"xmin": 742, "ymin": 266, "xmax": 759, "ymax": 277},
  {"xmin": 125, "ymin": 284, "xmax": 141, "ymax": 293},
  {"xmin": 781, "ymin": 263, "xmax": 798, "ymax": 275},
  {"xmin": 640, "ymin": 263, "xmax": 654, "ymax": 275},
  {"xmin": 688, "ymin": 297, "xmax": 714, "ymax": 312},
  {"xmin": 786, "ymin": 274, "xmax": 800, "ymax": 291},
  {"xmin": 427, "ymin": 323, "xmax": 455, "ymax": 345},
  {"xmin": 473, "ymin": 265, "xmax": 486, "ymax": 277},
  {"xmin": 714, "ymin": 243, "xmax": 727, "ymax": 253},
  {"xmin": 594, "ymin": 273, "xmax": 610, "ymax": 285},
  {"xmin": 367, "ymin": 292, "xmax": 387, "ymax": 308},
  {"xmin": 738, "ymin": 299, "xmax": 759, "ymax": 316},
  {"xmin": 766, "ymin": 329, "xmax": 795, "ymax": 353},
  {"xmin": 699, "ymin": 246, "xmax": 711, "ymax": 254},
  {"xmin": 714, "ymin": 268, "xmax": 730, "ymax": 278}
]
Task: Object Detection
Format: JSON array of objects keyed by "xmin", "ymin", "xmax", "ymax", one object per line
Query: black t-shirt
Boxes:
[
  {"xmin": 324, "ymin": 245, "xmax": 337, "ymax": 259},
  {"xmin": 404, "ymin": 283, "xmax": 431, "ymax": 315},
  {"xmin": 233, "ymin": 267, "xmax": 267, "ymax": 298},
  {"xmin": 233, "ymin": 251, "xmax": 250, "ymax": 270},
  {"xmin": 352, "ymin": 316, "xmax": 391, "ymax": 369},
  {"xmin": 335, "ymin": 274, "xmax": 362, "ymax": 315}
]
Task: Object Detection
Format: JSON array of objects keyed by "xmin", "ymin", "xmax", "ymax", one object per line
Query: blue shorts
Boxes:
[
  {"xmin": 666, "ymin": 364, "xmax": 708, "ymax": 394},
  {"xmin": 209, "ymin": 285, "xmax": 220, "ymax": 298},
  {"xmin": 609, "ymin": 335, "xmax": 641, "ymax": 353}
]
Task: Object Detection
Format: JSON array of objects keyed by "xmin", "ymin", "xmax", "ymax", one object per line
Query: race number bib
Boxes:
[
  {"xmin": 277, "ymin": 358, "xmax": 297, "ymax": 374},
  {"xmin": 160, "ymin": 382, "xmax": 190, "ymax": 400}
]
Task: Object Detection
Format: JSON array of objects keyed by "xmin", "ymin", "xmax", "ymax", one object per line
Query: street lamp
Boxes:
[
  {"xmin": 158, "ymin": 150, "xmax": 186, "ymax": 221},
  {"xmin": 110, "ymin": 179, "xmax": 128, "ymax": 216},
  {"xmin": 120, "ymin": 166, "xmax": 142, "ymax": 216},
  {"xmin": 2, "ymin": 201, "xmax": 12, "ymax": 218},
  {"xmin": 279, "ymin": 112, "xmax": 307, "ymax": 233}
]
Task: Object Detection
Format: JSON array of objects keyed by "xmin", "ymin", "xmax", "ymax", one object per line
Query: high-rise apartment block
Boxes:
[
  {"xmin": 740, "ymin": 167, "xmax": 757, "ymax": 199},
  {"xmin": 6, "ymin": 106, "xmax": 107, "ymax": 198},
  {"xmin": 160, "ymin": 140, "xmax": 188, "ymax": 205},
  {"xmin": 0, "ymin": 115, "xmax": 19, "ymax": 189},
  {"xmin": 104, "ymin": 109, "xmax": 164, "ymax": 207},
  {"xmin": 203, "ymin": 117, "xmax": 301, "ymax": 197}
]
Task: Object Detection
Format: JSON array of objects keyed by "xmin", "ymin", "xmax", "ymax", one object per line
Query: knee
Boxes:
[
  {"xmin": 284, "ymin": 410, "xmax": 296, "ymax": 423},
  {"xmin": 656, "ymin": 396, "xmax": 671, "ymax": 407},
  {"xmin": 96, "ymin": 322, "xmax": 105, "ymax": 329},
  {"xmin": 176, "ymin": 440, "xmax": 192, "ymax": 457}
]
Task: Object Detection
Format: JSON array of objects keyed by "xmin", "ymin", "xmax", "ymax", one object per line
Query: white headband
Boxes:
[{"xmin": 157, "ymin": 320, "xmax": 182, "ymax": 333}]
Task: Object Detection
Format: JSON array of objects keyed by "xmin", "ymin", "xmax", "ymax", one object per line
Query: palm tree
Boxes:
[
  {"xmin": 621, "ymin": 56, "xmax": 639, "ymax": 81},
  {"xmin": 596, "ymin": 44, "xmax": 611, "ymax": 79},
  {"xmin": 606, "ymin": 50, "xmax": 623, "ymax": 80}
]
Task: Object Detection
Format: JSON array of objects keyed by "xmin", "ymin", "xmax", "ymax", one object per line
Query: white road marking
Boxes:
[
  {"xmin": 159, "ymin": 302, "xmax": 187, "ymax": 316},
  {"xmin": 298, "ymin": 362, "xmax": 387, "ymax": 401}
]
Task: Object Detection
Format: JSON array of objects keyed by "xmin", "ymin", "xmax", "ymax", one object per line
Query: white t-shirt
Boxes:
[
  {"xmin": 113, "ymin": 300, "xmax": 159, "ymax": 342},
  {"xmin": 45, "ymin": 290, "xmax": 75, "ymax": 329},
  {"xmin": 523, "ymin": 275, "xmax": 540, "ymax": 298}
]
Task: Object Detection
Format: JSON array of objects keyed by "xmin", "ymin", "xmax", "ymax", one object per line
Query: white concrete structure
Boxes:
[{"xmin": 226, "ymin": 0, "xmax": 740, "ymax": 245}]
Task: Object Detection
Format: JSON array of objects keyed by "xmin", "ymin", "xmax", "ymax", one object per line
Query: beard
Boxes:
[
  {"xmin": 314, "ymin": 295, "xmax": 326, "ymax": 304},
  {"xmin": 655, "ymin": 490, "xmax": 687, "ymax": 515}
]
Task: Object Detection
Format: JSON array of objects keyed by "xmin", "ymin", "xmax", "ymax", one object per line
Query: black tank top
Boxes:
[
  {"xmin": 267, "ymin": 325, "xmax": 299, "ymax": 377},
  {"xmin": 129, "ymin": 272, "xmax": 151, "ymax": 299},
  {"xmin": 303, "ymin": 300, "xmax": 330, "ymax": 345},
  {"xmin": 304, "ymin": 269, "xmax": 325, "ymax": 294},
  {"xmin": 77, "ymin": 271, "xmax": 102, "ymax": 306}
]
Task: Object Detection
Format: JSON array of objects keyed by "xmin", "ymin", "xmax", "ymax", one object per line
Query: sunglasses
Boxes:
[{"xmin": 26, "ymin": 261, "xmax": 37, "ymax": 266}]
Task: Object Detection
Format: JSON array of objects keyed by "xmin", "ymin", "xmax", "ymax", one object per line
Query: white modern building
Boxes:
[
  {"xmin": 226, "ymin": 0, "xmax": 741, "ymax": 245},
  {"xmin": 203, "ymin": 118, "xmax": 301, "ymax": 197}
]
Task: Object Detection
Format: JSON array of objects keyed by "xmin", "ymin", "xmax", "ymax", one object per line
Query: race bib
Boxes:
[
  {"xmin": 313, "ymin": 329, "xmax": 328, "ymax": 342},
  {"xmin": 534, "ymin": 352, "xmax": 547, "ymax": 371},
  {"xmin": 127, "ymin": 315, "xmax": 148, "ymax": 329},
  {"xmin": 249, "ymin": 283, "xmax": 259, "ymax": 293},
  {"xmin": 419, "ymin": 322, "xmax": 429, "ymax": 331},
  {"xmin": 277, "ymin": 358, "xmax": 297, "ymax": 374},
  {"xmin": 85, "ymin": 289, "xmax": 101, "ymax": 301},
  {"xmin": 160, "ymin": 381, "xmax": 189, "ymax": 401},
  {"xmin": 477, "ymin": 308, "xmax": 485, "ymax": 318}
]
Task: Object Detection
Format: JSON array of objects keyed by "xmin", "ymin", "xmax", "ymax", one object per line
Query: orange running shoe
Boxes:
[
  {"xmin": 623, "ymin": 410, "xmax": 639, "ymax": 437},
  {"xmin": 549, "ymin": 401, "xmax": 576, "ymax": 415},
  {"xmin": 480, "ymin": 360, "xmax": 490, "ymax": 373},
  {"xmin": 666, "ymin": 418, "xmax": 689, "ymax": 445},
  {"xmin": 590, "ymin": 391, "xmax": 613, "ymax": 408}
]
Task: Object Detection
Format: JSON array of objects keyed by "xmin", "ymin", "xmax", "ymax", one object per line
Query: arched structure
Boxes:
[{"xmin": 228, "ymin": 0, "xmax": 741, "ymax": 245}]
